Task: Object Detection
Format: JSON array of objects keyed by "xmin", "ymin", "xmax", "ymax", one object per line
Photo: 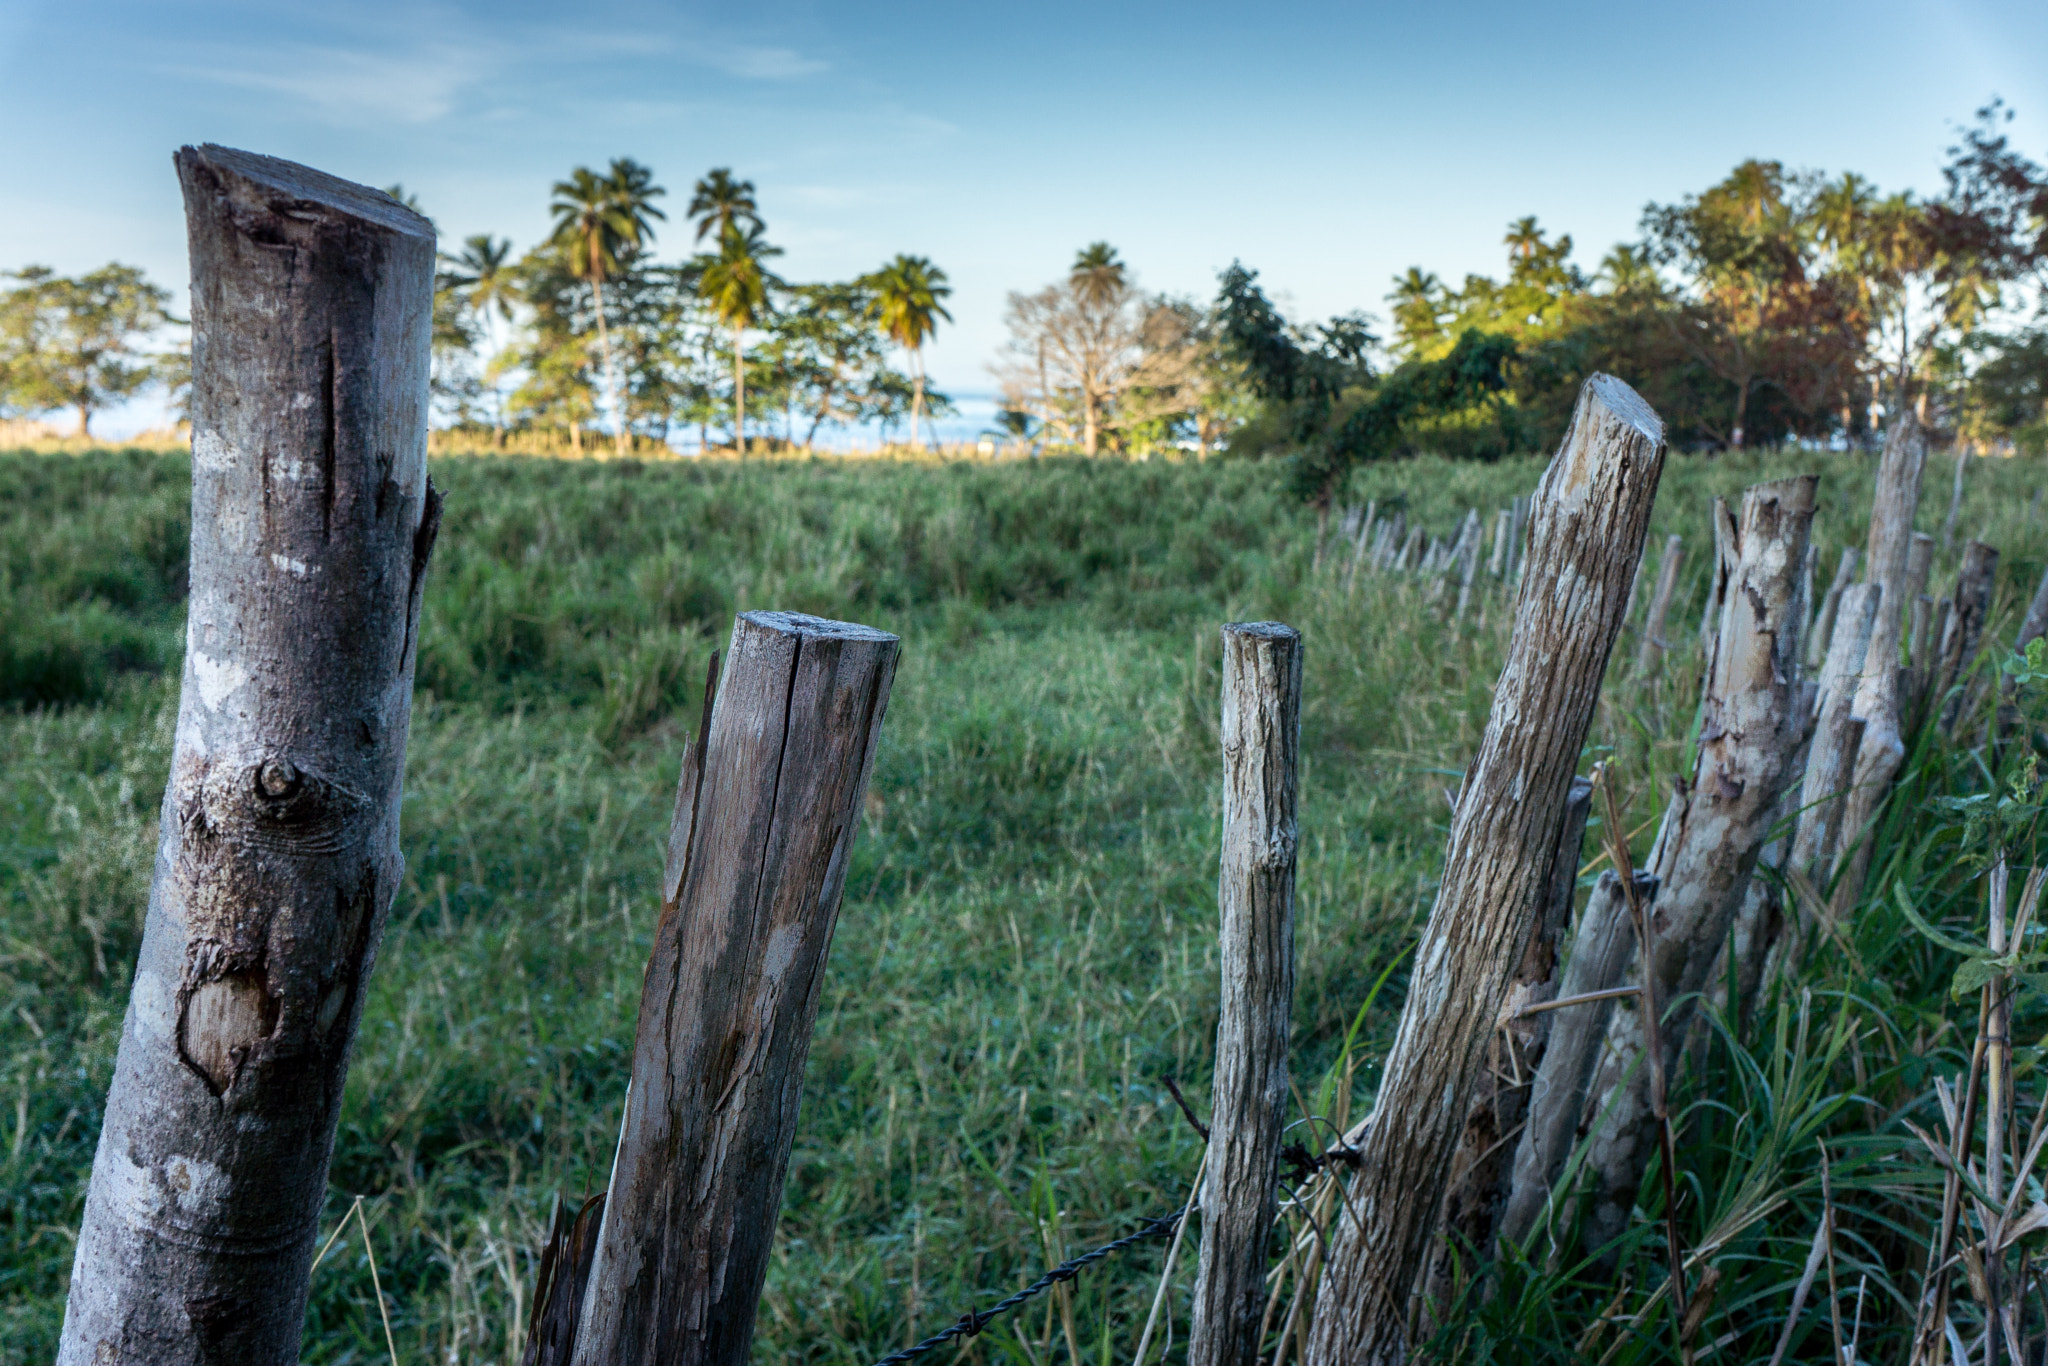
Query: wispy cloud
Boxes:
[
  {"xmin": 164, "ymin": 40, "xmax": 489, "ymax": 126},
  {"xmin": 689, "ymin": 41, "xmax": 828, "ymax": 80}
]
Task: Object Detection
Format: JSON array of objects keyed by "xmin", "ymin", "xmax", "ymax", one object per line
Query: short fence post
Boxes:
[
  {"xmin": 1633, "ymin": 534, "xmax": 1684, "ymax": 674},
  {"xmin": 59, "ymin": 145, "xmax": 440, "ymax": 1365},
  {"xmin": 1189, "ymin": 622, "xmax": 1302, "ymax": 1366},
  {"xmin": 552, "ymin": 612, "xmax": 899, "ymax": 1366},
  {"xmin": 1935, "ymin": 540, "xmax": 1999, "ymax": 733}
]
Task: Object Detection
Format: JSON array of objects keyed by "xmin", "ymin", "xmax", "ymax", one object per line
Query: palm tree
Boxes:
[
  {"xmin": 549, "ymin": 159, "xmax": 666, "ymax": 453},
  {"xmin": 863, "ymin": 255, "xmax": 953, "ymax": 449},
  {"xmin": 1070, "ymin": 242, "xmax": 1127, "ymax": 308},
  {"xmin": 697, "ymin": 223, "xmax": 784, "ymax": 451},
  {"xmin": 1504, "ymin": 215, "xmax": 1545, "ymax": 261},
  {"xmin": 689, "ymin": 168, "xmax": 761, "ymax": 244},
  {"xmin": 1597, "ymin": 243, "xmax": 1659, "ymax": 297},
  {"xmin": 439, "ymin": 235, "xmax": 519, "ymax": 443},
  {"xmin": 1387, "ymin": 267, "xmax": 1445, "ymax": 357}
]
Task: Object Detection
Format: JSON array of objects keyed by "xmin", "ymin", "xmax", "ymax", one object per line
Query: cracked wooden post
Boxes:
[
  {"xmin": 1189, "ymin": 622, "xmax": 1301, "ymax": 1366},
  {"xmin": 60, "ymin": 146, "xmax": 440, "ymax": 1366},
  {"xmin": 1424, "ymin": 776, "xmax": 1592, "ymax": 1310},
  {"xmin": 561, "ymin": 611, "xmax": 897, "ymax": 1366},
  {"xmin": 1303, "ymin": 375, "xmax": 1665, "ymax": 1366},
  {"xmin": 1578, "ymin": 476, "xmax": 1817, "ymax": 1251},
  {"xmin": 1830, "ymin": 414, "xmax": 1929, "ymax": 922},
  {"xmin": 1634, "ymin": 534, "xmax": 1684, "ymax": 675},
  {"xmin": 1935, "ymin": 540, "xmax": 1999, "ymax": 734},
  {"xmin": 1808, "ymin": 548, "xmax": 1860, "ymax": 669}
]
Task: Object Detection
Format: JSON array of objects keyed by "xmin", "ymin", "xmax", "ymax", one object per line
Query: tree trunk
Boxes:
[
  {"xmin": 910, "ymin": 348, "xmax": 926, "ymax": 450},
  {"xmin": 1935, "ymin": 540, "xmax": 1999, "ymax": 734},
  {"xmin": 563, "ymin": 612, "xmax": 898, "ymax": 1366},
  {"xmin": 733, "ymin": 327, "xmax": 746, "ymax": 454},
  {"xmin": 59, "ymin": 145, "xmax": 439, "ymax": 1366},
  {"xmin": 1424, "ymin": 776, "xmax": 1592, "ymax": 1310},
  {"xmin": 1083, "ymin": 385, "xmax": 1099, "ymax": 457},
  {"xmin": 591, "ymin": 271, "xmax": 626, "ymax": 458},
  {"xmin": 1578, "ymin": 477, "xmax": 1817, "ymax": 1252},
  {"xmin": 1941, "ymin": 439, "xmax": 1969, "ymax": 553},
  {"xmin": 1189, "ymin": 623, "xmax": 1302, "ymax": 1366},
  {"xmin": 1830, "ymin": 413, "xmax": 1928, "ymax": 921},
  {"xmin": 77, "ymin": 402, "xmax": 92, "ymax": 439},
  {"xmin": 1634, "ymin": 534, "xmax": 1684, "ymax": 675},
  {"xmin": 1304, "ymin": 375, "xmax": 1666, "ymax": 1366}
]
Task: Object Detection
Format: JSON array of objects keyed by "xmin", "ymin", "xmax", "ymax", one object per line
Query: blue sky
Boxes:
[{"xmin": 3, "ymin": 0, "xmax": 2045, "ymax": 435}]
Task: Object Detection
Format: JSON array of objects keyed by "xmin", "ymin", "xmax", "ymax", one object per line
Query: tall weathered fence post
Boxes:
[
  {"xmin": 563, "ymin": 611, "xmax": 898, "ymax": 1366},
  {"xmin": 1304, "ymin": 375, "xmax": 1665, "ymax": 1366},
  {"xmin": 1189, "ymin": 622, "xmax": 1302, "ymax": 1366},
  {"xmin": 60, "ymin": 146, "xmax": 440, "ymax": 1365}
]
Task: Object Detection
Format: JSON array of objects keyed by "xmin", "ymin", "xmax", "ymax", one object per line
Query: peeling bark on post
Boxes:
[
  {"xmin": 1423, "ymin": 777, "xmax": 1593, "ymax": 1310},
  {"xmin": 60, "ymin": 146, "xmax": 439, "ymax": 1366},
  {"xmin": 1579, "ymin": 476, "xmax": 1817, "ymax": 1254},
  {"xmin": 1634, "ymin": 534, "xmax": 1684, "ymax": 675},
  {"xmin": 1303, "ymin": 375, "xmax": 1666, "ymax": 1366},
  {"xmin": 1189, "ymin": 623, "xmax": 1302, "ymax": 1366},
  {"xmin": 1935, "ymin": 540, "xmax": 1998, "ymax": 734},
  {"xmin": 566, "ymin": 612, "xmax": 897, "ymax": 1366}
]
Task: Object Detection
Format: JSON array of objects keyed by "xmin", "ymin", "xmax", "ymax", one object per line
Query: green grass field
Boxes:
[{"xmin": 4, "ymin": 445, "xmax": 2046, "ymax": 1363}]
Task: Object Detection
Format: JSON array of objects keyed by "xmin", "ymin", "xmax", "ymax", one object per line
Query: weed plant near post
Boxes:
[{"xmin": 60, "ymin": 147, "xmax": 439, "ymax": 1364}]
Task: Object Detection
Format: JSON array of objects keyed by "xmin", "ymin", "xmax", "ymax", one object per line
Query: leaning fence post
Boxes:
[
  {"xmin": 1189, "ymin": 622, "xmax": 1302, "ymax": 1366},
  {"xmin": 1634, "ymin": 533, "xmax": 1684, "ymax": 675},
  {"xmin": 1304, "ymin": 374, "xmax": 1666, "ymax": 1366},
  {"xmin": 60, "ymin": 146, "xmax": 440, "ymax": 1365},
  {"xmin": 558, "ymin": 612, "xmax": 898, "ymax": 1366}
]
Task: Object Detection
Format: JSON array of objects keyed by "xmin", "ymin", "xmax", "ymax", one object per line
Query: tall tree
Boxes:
[
  {"xmin": 0, "ymin": 264, "xmax": 170, "ymax": 437},
  {"xmin": 862, "ymin": 254, "xmax": 952, "ymax": 448},
  {"xmin": 696, "ymin": 223, "xmax": 784, "ymax": 450},
  {"xmin": 688, "ymin": 167, "xmax": 761, "ymax": 244},
  {"xmin": 549, "ymin": 158, "xmax": 666, "ymax": 454},
  {"xmin": 438, "ymin": 235, "xmax": 519, "ymax": 441}
]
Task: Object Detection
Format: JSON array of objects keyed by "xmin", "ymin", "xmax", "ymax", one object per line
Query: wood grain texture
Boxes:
[
  {"xmin": 1635, "ymin": 534, "xmax": 1685, "ymax": 675},
  {"xmin": 1808, "ymin": 548, "xmax": 1861, "ymax": 669},
  {"xmin": 1580, "ymin": 476, "xmax": 1817, "ymax": 1250},
  {"xmin": 1304, "ymin": 375, "xmax": 1666, "ymax": 1366},
  {"xmin": 1188, "ymin": 622, "xmax": 1302, "ymax": 1366},
  {"xmin": 1424, "ymin": 776, "xmax": 1593, "ymax": 1311},
  {"xmin": 569, "ymin": 611, "xmax": 898, "ymax": 1366},
  {"xmin": 1935, "ymin": 540, "xmax": 1998, "ymax": 733},
  {"xmin": 59, "ymin": 146, "xmax": 438, "ymax": 1366}
]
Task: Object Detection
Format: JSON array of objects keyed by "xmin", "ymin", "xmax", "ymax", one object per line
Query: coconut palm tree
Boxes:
[
  {"xmin": 1070, "ymin": 242, "xmax": 1127, "ymax": 308},
  {"xmin": 863, "ymin": 255, "xmax": 953, "ymax": 448},
  {"xmin": 549, "ymin": 159, "xmax": 666, "ymax": 452},
  {"xmin": 696, "ymin": 223, "xmax": 784, "ymax": 451},
  {"xmin": 688, "ymin": 168, "xmax": 761, "ymax": 244}
]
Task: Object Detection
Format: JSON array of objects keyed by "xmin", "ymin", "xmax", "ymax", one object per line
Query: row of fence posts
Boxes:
[{"xmin": 54, "ymin": 144, "xmax": 2048, "ymax": 1366}]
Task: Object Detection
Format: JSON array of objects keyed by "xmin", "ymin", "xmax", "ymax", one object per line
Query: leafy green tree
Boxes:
[
  {"xmin": 696, "ymin": 224, "xmax": 784, "ymax": 450},
  {"xmin": 862, "ymin": 255, "xmax": 952, "ymax": 447},
  {"xmin": 765, "ymin": 282, "xmax": 889, "ymax": 445},
  {"xmin": 549, "ymin": 159, "xmax": 667, "ymax": 453},
  {"xmin": 438, "ymin": 236, "xmax": 519, "ymax": 440},
  {"xmin": 0, "ymin": 264, "xmax": 170, "ymax": 436}
]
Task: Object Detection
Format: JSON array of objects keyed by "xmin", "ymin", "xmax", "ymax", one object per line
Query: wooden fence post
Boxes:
[
  {"xmin": 60, "ymin": 146, "xmax": 440, "ymax": 1365},
  {"xmin": 1304, "ymin": 375, "xmax": 1666, "ymax": 1366},
  {"xmin": 1425, "ymin": 776, "xmax": 1593, "ymax": 1307},
  {"xmin": 1634, "ymin": 534, "xmax": 1684, "ymax": 675},
  {"xmin": 1808, "ymin": 547, "xmax": 1861, "ymax": 669},
  {"xmin": 1579, "ymin": 476, "xmax": 1817, "ymax": 1251},
  {"xmin": 1935, "ymin": 540, "xmax": 1999, "ymax": 733},
  {"xmin": 560, "ymin": 611, "xmax": 897, "ymax": 1366},
  {"xmin": 1189, "ymin": 623, "xmax": 1302, "ymax": 1366}
]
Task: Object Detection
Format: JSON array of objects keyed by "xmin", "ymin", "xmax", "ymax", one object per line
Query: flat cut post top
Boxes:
[
  {"xmin": 178, "ymin": 143, "xmax": 435, "ymax": 239},
  {"xmin": 742, "ymin": 609, "xmax": 899, "ymax": 644},
  {"xmin": 1225, "ymin": 621, "xmax": 1301, "ymax": 642},
  {"xmin": 1586, "ymin": 373, "xmax": 1664, "ymax": 444}
]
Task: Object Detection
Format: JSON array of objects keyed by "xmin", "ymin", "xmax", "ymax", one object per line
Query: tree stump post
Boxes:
[
  {"xmin": 1935, "ymin": 540, "xmax": 1999, "ymax": 733},
  {"xmin": 1808, "ymin": 547, "xmax": 1860, "ymax": 669},
  {"xmin": 1634, "ymin": 534, "xmax": 1684, "ymax": 675},
  {"xmin": 1304, "ymin": 375, "xmax": 1666, "ymax": 1366},
  {"xmin": 1189, "ymin": 622, "xmax": 1302, "ymax": 1366},
  {"xmin": 562, "ymin": 612, "xmax": 898, "ymax": 1366},
  {"xmin": 60, "ymin": 146, "xmax": 440, "ymax": 1366}
]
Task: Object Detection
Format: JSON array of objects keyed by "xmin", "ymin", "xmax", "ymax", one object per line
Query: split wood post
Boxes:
[
  {"xmin": 1509, "ymin": 494, "xmax": 1530, "ymax": 580},
  {"xmin": 1397, "ymin": 526, "xmax": 1424, "ymax": 573},
  {"xmin": 1941, "ymin": 439, "xmax": 1969, "ymax": 553},
  {"xmin": 1489, "ymin": 508, "xmax": 1513, "ymax": 578},
  {"xmin": 1634, "ymin": 534, "xmax": 1684, "ymax": 674},
  {"xmin": 1580, "ymin": 476, "xmax": 1818, "ymax": 1253},
  {"xmin": 1455, "ymin": 510, "xmax": 1484, "ymax": 622},
  {"xmin": 1935, "ymin": 540, "xmax": 1999, "ymax": 734},
  {"xmin": 1830, "ymin": 413, "xmax": 1929, "ymax": 922},
  {"xmin": 1423, "ymin": 776, "xmax": 1592, "ymax": 1311},
  {"xmin": 1904, "ymin": 532, "xmax": 1936, "ymax": 614},
  {"xmin": 2020, "ymin": 566, "xmax": 2048, "ymax": 655},
  {"xmin": 561, "ymin": 612, "xmax": 898, "ymax": 1366},
  {"xmin": 1791, "ymin": 584, "xmax": 1882, "ymax": 885},
  {"xmin": 1498, "ymin": 868, "xmax": 1654, "ymax": 1250},
  {"xmin": 1808, "ymin": 548, "xmax": 1861, "ymax": 669},
  {"xmin": 1344, "ymin": 502, "xmax": 1377, "ymax": 593},
  {"xmin": 1189, "ymin": 622, "xmax": 1302, "ymax": 1366},
  {"xmin": 1303, "ymin": 374, "xmax": 1665, "ymax": 1366},
  {"xmin": 60, "ymin": 146, "xmax": 440, "ymax": 1366}
]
